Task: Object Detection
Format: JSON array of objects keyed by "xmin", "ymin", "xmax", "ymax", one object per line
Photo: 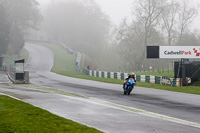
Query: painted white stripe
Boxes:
[
  {"xmin": 87, "ymin": 98, "xmax": 200, "ymax": 129},
  {"xmin": 18, "ymin": 84, "xmax": 200, "ymax": 129},
  {"xmin": 0, "ymin": 92, "xmax": 22, "ymax": 101}
]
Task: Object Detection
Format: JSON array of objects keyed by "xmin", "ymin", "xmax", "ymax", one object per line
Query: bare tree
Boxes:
[
  {"xmin": 177, "ymin": 0, "xmax": 197, "ymax": 45},
  {"xmin": 179, "ymin": 32, "xmax": 200, "ymax": 46},
  {"xmin": 0, "ymin": 3, "xmax": 10, "ymax": 55},
  {"xmin": 114, "ymin": 19, "xmax": 149, "ymax": 72},
  {"xmin": 3, "ymin": 0, "xmax": 41, "ymax": 55},
  {"xmin": 135, "ymin": 0, "xmax": 166, "ymax": 47},
  {"xmin": 161, "ymin": 0, "xmax": 179, "ymax": 46}
]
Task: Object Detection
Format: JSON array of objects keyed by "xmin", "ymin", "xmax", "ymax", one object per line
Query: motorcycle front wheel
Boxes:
[
  {"xmin": 128, "ymin": 86, "xmax": 133, "ymax": 95},
  {"xmin": 124, "ymin": 89, "xmax": 127, "ymax": 95}
]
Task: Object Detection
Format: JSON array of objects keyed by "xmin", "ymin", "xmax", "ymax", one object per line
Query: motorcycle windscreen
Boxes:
[{"xmin": 128, "ymin": 78, "xmax": 135, "ymax": 84}]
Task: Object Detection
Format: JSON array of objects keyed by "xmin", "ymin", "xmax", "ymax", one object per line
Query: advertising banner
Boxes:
[{"xmin": 160, "ymin": 46, "xmax": 200, "ymax": 59}]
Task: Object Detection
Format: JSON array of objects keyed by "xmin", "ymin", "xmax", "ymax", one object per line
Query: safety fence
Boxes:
[{"xmin": 82, "ymin": 68, "xmax": 180, "ymax": 87}]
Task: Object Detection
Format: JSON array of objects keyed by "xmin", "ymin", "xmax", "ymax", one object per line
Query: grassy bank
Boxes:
[
  {"xmin": 35, "ymin": 42, "xmax": 77, "ymax": 72},
  {"xmin": 0, "ymin": 95, "xmax": 101, "ymax": 133},
  {"xmin": 135, "ymin": 69, "xmax": 174, "ymax": 78}
]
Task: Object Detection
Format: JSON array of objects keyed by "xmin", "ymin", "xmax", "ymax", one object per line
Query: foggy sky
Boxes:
[
  {"xmin": 37, "ymin": 0, "xmax": 200, "ymax": 29},
  {"xmin": 37, "ymin": 0, "xmax": 132, "ymax": 25}
]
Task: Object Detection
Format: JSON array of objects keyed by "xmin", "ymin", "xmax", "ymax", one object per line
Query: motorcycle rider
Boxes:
[{"xmin": 123, "ymin": 72, "xmax": 136, "ymax": 89}]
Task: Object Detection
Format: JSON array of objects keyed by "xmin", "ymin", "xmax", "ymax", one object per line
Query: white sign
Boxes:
[{"xmin": 160, "ymin": 46, "xmax": 200, "ymax": 59}]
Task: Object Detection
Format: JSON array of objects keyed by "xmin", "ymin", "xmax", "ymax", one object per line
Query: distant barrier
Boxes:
[
  {"xmin": 75, "ymin": 52, "xmax": 82, "ymax": 72},
  {"xmin": 82, "ymin": 68, "xmax": 180, "ymax": 87}
]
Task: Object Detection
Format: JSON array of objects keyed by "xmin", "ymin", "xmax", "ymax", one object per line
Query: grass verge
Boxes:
[
  {"xmin": 135, "ymin": 69, "xmax": 174, "ymax": 78},
  {"xmin": 0, "ymin": 95, "xmax": 101, "ymax": 133}
]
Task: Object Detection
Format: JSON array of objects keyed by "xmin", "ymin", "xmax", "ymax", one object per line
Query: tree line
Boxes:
[
  {"xmin": 41, "ymin": 0, "xmax": 110, "ymax": 64},
  {"xmin": 0, "ymin": 0, "xmax": 41, "ymax": 56}
]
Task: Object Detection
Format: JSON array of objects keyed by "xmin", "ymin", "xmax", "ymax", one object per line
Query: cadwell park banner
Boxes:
[
  {"xmin": 147, "ymin": 46, "xmax": 200, "ymax": 59},
  {"xmin": 160, "ymin": 46, "xmax": 200, "ymax": 59}
]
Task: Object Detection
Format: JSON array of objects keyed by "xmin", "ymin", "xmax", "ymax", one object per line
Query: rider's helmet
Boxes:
[
  {"xmin": 131, "ymin": 72, "xmax": 135, "ymax": 75},
  {"xmin": 128, "ymin": 72, "xmax": 135, "ymax": 78},
  {"xmin": 132, "ymin": 72, "xmax": 135, "ymax": 78}
]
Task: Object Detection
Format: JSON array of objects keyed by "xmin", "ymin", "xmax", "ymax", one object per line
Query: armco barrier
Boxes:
[
  {"xmin": 136, "ymin": 75, "xmax": 141, "ymax": 82},
  {"xmin": 145, "ymin": 75, "xmax": 150, "ymax": 83},
  {"xmin": 171, "ymin": 78, "xmax": 179, "ymax": 87},
  {"xmin": 117, "ymin": 72, "xmax": 121, "ymax": 79},
  {"xmin": 114, "ymin": 72, "xmax": 117, "ymax": 79},
  {"xmin": 101, "ymin": 71, "xmax": 104, "ymax": 78},
  {"xmin": 150, "ymin": 76, "xmax": 155, "ymax": 83},
  {"xmin": 155, "ymin": 76, "xmax": 162, "ymax": 84},
  {"xmin": 121, "ymin": 73, "xmax": 124, "ymax": 80},
  {"xmin": 141, "ymin": 75, "xmax": 145, "ymax": 82},
  {"xmin": 99, "ymin": 71, "xmax": 102, "ymax": 77},
  {"xmin": 82, "ymin": 68, "xmax": 180, "ymax": 87},
  {"xmin": 104, "ymin": 72, "xmax": 108, "ymax": 78},
  {"xmin": 107, "ymin": 72, "xmax": 111, "ymax": 78}
]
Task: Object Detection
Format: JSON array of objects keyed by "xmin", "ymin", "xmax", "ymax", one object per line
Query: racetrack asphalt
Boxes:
[{"xmin": 0, "ymin": 43, "xmax": 200, "ymax": 133}]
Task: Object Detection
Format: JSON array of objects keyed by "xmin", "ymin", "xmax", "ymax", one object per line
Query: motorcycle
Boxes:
[{"xmin": 123, "ymin": 78, "xmax": 135, "ymax": 95}]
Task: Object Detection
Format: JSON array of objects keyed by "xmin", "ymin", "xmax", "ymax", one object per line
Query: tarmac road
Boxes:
[{"xmin": 0, "ymin": 42, "xmax": 200, "ymax": 133}]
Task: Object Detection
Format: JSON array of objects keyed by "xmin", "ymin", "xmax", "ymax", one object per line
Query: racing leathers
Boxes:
[{"xmin": 123, "ymin": 74, "xmax": 136, "ymax": 89}]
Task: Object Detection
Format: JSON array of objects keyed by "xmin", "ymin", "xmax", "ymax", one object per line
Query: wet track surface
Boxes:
[{"xmin": 0, "ymin": 43, "xmax": 200, "ymax": 133}]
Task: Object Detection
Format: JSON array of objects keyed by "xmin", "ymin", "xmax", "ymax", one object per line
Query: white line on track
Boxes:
[
  {"xmin": 86, "ymin": 97, "xmax": 200, "ymax": 129},
  {"xmin": 16, "ymin": 84, "xmax": 200, "ymax": 129}
]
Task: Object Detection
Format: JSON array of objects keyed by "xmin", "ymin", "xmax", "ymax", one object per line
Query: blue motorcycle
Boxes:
[{"xmin": 124, "ymin": 78, "xmax": 135, "ymax": 95}]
